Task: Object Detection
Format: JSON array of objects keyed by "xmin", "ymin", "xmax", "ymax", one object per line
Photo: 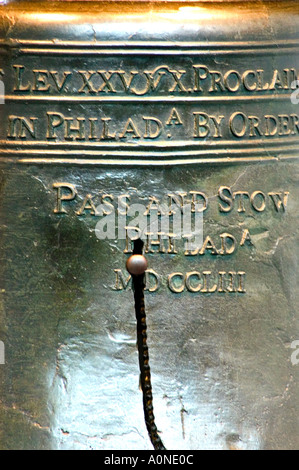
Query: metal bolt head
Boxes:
[{"xmin": 126, "ymin": 254, "xmax": 148, "ymax": 276}]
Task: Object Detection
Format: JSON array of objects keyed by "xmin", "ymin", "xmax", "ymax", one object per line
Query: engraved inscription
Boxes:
[
  {"xmin": 5, "ymin": 109, "xmax": 299, "ymax": 143},
  {"xmin": 11, "ymin": 64, "xmax": 299, "ymax": 96},
  {"xmin": 113, "ymin": 269, "xmax": 246, "ymax": 295},
  {"xmin": 1, "ymin": 52, "xmax": 299, "ymax": 162},
  {"xmin": 52, "ymin": 184, "xmax": 290, "ymax": 217},
  {"xmin": 51, "ymin": 183, "xmax": 290, "ymax": 295}
]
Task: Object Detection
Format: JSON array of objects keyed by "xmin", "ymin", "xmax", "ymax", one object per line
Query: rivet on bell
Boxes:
[{"xmin": 126, "ymin": 254, "xmax": 148, "ymax": 276}]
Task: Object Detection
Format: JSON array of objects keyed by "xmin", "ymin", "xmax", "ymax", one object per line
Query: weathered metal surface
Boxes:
[{"xmin": 0, "ymin": 0, "xmax": 298, "ymax": 450}]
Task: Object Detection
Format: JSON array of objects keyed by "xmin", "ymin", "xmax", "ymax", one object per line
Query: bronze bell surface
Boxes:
[{"xmin": 0, "ymin": 0, "xmax": 298, "ymax": 450}]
